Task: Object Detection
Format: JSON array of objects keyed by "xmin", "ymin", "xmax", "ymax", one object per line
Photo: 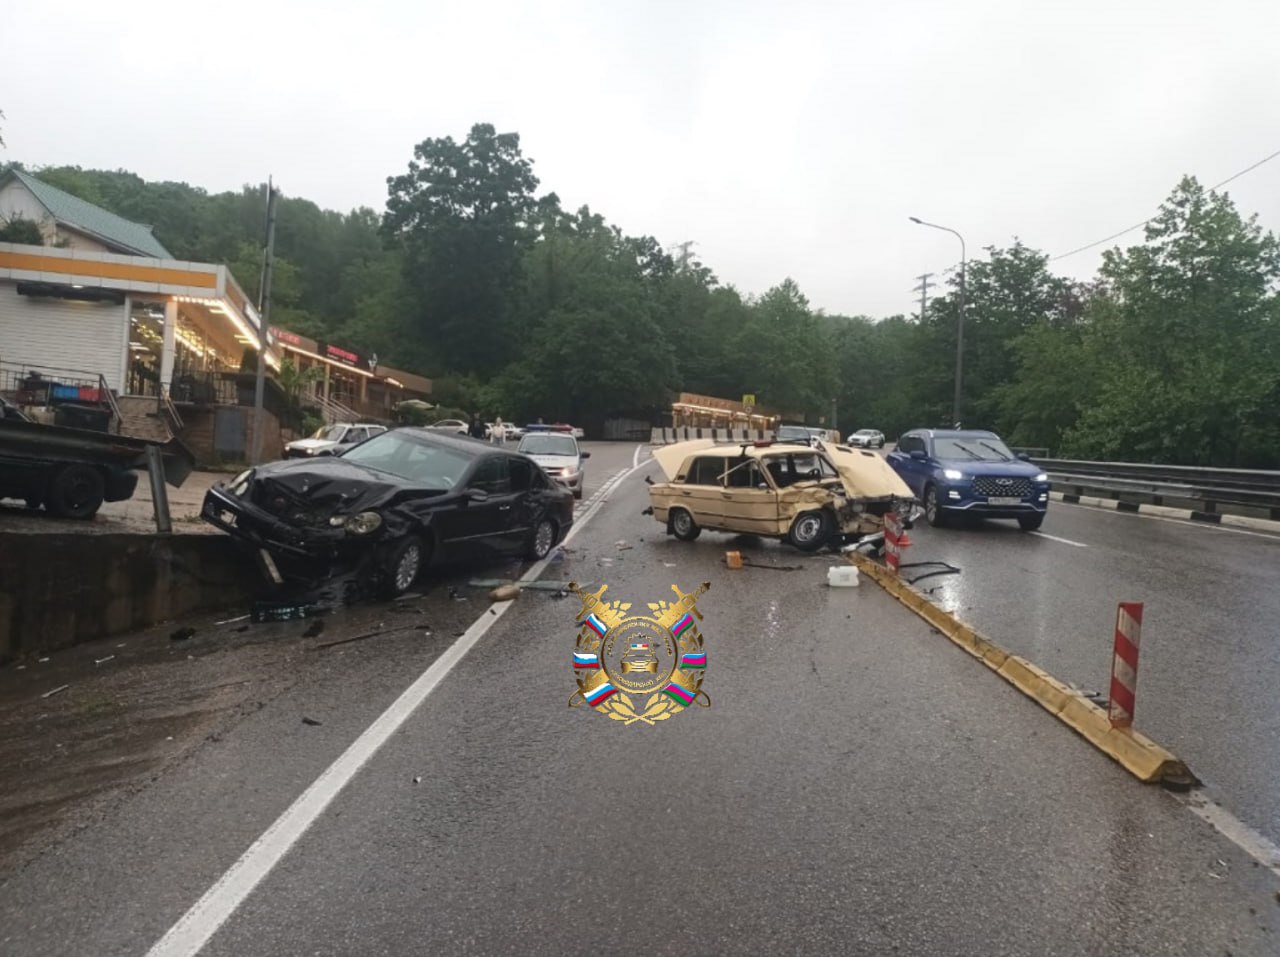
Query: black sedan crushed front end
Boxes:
[
  {"xmin": 202, "ymin": 459, "xmax": 411, "ymax": 587},
  {"xmin": 202, "ymin": 428, "xmax": 576, "ymax": 597}
]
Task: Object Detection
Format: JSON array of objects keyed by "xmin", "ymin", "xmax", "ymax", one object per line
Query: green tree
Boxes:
[
  {"xmin": 0, "ymin": 215, "xmax": 43, "ymax": 245},
  {"xmin": 384, "ymin": 123, "xmax": 542, "ymax": 375},
  {"xmin": 1062, "ymin": 177, "xmax": 1280, "ymax": 466}
]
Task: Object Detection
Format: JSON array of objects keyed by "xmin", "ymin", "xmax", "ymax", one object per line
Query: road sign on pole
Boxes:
[{"xmin": 742, "ymin": 394, "xmax": 756, "ymax": 408}]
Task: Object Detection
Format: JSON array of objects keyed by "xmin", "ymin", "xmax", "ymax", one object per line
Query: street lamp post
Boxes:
[{"xmin": 909, "ymin": 216, "xmax": 966, "ymax": 428}]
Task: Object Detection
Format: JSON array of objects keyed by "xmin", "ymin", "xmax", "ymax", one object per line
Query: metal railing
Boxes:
[
  {"xmin": 158, "ymin": 384, "xmax": 185, "ymax": 432},
  {"xmin": 0, "ymin": 360, "xmax": 122, "ymax": 433},
  {"xmin": 1038, "ymin": 458, "xmax": 1280, "ymax": 521}
]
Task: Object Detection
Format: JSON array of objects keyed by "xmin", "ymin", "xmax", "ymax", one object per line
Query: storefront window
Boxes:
[{"xmin": 127, "ymin": 301, "xmax": 165, "ymax": 396}]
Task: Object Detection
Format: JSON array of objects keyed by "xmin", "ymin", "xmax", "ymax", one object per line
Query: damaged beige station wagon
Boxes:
[{"xmin": 647, "ymin": 439, "xmax": 920, "ymax": 552}]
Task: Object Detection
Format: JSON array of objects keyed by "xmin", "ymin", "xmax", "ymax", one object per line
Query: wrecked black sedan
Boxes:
[{"xmin": 202, "ymin": 428, "xmax": 574, "ymax": 597}]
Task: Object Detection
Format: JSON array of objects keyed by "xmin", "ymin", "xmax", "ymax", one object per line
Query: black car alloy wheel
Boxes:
[{"xmin": 381, "ymin": 536, "xmax": 424, "ymax": 598}]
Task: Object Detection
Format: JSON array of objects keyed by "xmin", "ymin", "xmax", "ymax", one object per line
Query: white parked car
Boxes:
[
  {"xmin": 284, "ymin": 423, "xmax": 387, "ymax": 458},
  {"xmin": 846, "ymin": 429, "xmax": 886, "ymax": 449},
  {"xmin": 428, "ymin": 419, "xmax": 470, "ymax": 435}
]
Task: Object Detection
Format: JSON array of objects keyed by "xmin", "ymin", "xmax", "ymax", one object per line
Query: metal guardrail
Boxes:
[{"xmin": 1037, "ymin": 458, "xmax": 1280, "ymax": 521}]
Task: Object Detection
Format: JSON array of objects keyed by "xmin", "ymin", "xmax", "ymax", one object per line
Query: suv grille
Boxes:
[{"xmin": 973, "ymin": 476, "xmax": 1031, "ymax": 497}]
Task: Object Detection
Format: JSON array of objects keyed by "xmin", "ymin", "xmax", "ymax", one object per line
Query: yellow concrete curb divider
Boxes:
[{"xmin": 847, "ymin": 553, "xmax": 1198, "ymax": 789}]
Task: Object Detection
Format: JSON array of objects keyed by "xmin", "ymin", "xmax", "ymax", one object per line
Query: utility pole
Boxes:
[
  {"xmin": 251, "ymin": 178, "xmax": 278, "ymax": 466},
  {"xmin": 674, "ymin": 240, "xmax": 696, "ymax": 270},
  {"xmin": 912, "ymin": 272, "xmax": 934, "ymax": 323},
  {"xmin": 908, "ymin": 217, "xmax": 967, "ymax": 427}
]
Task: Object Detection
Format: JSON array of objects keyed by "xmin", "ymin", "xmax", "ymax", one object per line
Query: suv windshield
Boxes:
[
  {"xmin": 519, "ymin": 434, "xmax": 578, "ymax": 456},
  {"xmin": 340, "ymin": 431, "xmax": 474, "ymax": 490},
  {"xmin": 935, "ymin": 437, "xmax": 1015, "ymax": 461},
  {"xmin": 314, "ymin": 425, "xmax": 347, "ymax": 441}
]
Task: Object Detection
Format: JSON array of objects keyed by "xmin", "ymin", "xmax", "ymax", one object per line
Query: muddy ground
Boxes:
[{"xmin": 0, "ymin": 550, "xmax": 569, "ymax": 876}]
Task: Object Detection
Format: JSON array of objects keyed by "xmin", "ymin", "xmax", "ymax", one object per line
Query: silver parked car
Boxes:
[
  {"xmin": 284, "ymin": 423, "xmax": 387, "ymax": 459},
  {"xmin": 517, "ymin": 431, "xmax": 590, "ymax": 499},
  {"xmin": 846, "ymin": 429, "xmax": 886, "ymax": 449}
]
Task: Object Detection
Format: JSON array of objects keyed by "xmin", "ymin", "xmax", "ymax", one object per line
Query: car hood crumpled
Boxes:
[
  {"xmin": 248, "ymin": 458, "xmax": 408, "ymax": 512},
  {"xmin": 819, "ymin": 441, "xmax": 915, "ymax": 500}
]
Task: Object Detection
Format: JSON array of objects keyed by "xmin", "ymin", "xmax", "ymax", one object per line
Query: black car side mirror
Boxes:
[
  {"xmin": 466, "ymin": 487, "xmax": 489, "ymax": 503},
  {"xmin": 909, "ymin": 450, "xmax": 927, "ymax": 461},
  {"xmin": 580, "ymin": 451, "xmax": 591, "ymax": 459},
  {"xmin": 1016, "ymin": 452, "xmax": 1030, "ymax": 461}
]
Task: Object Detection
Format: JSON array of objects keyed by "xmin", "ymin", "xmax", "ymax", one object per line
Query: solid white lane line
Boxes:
[
  {"xmin": 1181, "ymin": 793, "xmax": 1280, "ymax": 880},
  {"xmin": 1030, "ymin": 531, "xmax": 1089, "ymax": 548},
  {"xmin": 145, "ymin": 452, "xmax": 653, "ymax": 957},
  {"xmin": 632, "ymin": 443, "xmax": 642, "ymax": 469}
]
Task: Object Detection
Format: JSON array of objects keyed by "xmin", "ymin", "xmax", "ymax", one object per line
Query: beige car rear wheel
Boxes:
[{"xmin": 671, "ymin": 508, "xmax": 701, "ymax": 541}]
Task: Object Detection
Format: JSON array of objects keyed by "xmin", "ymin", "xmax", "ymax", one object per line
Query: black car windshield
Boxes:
[
  {"xmin": 340, "ymin": 431, "xmax": 474, "ymax": 490},
  {"xmin": 519, "ymin": 434, "xmax": 577, "ymax": 456},
  {"xmin": 935, "ymin": 437, "xmax": 1015, "ymax": 461},
  {"xmin": 314, "ymin": 425, "xmax": 347, "ymax": 441}
]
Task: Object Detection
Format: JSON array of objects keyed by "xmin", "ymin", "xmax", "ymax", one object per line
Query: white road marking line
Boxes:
[
  {"xmin": 1029, "ymin": 531, "xmax": 1088, "ymax": 547},
  {"xmin": 145, "ymin": 453, "xmax": 653, "ymax": 957},
  {"xmin": 1180, "ymin": 792, "xmax": 1280, "ymax": 880},
  {"xmin": 632, "ymin": 443, "xmax": 642, "ymax": 469},
  {"xmin": 1057, "ymin": 501, "xmax": 1280, "ymax": 542}
]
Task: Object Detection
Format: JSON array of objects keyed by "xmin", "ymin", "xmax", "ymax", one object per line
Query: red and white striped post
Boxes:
[
  {"xmin": 883, "ymin": 512, "xmax": 909, "ymax": 574},
  {"xmin": 1109, "ymin": 602, "xmax": 1144, "ymax": 729}
]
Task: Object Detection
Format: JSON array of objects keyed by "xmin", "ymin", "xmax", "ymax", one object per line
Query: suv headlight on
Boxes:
[
  {"xmin": 329, "ymin": 511, "xmax": 383, "ymax": 535},
  {"xmin": 943, "ymin": 468, "xmax": 964, "ymax": 480},
  {"xmin": 1034, "ymin": 473, "xmax": 1049, "ymax": 483}
]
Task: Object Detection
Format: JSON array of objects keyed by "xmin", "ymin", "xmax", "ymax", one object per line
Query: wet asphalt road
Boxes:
[
  {"xmin": 895, "ymin": 501, "xmax": 1280, "ymax": 846},
  {"xmin": 0, "ymin": 446, "xmax": 1278, "ymax": 955}
]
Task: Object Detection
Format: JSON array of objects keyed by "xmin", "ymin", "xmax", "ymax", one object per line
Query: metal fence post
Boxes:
[{"xmin": 146, "ymin": 444, "xmax": 172, "ymax": 534}]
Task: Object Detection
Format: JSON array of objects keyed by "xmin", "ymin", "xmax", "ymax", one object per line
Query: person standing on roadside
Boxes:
[
  {"xmin": 469, "ymin": 414, "xmax": 486, "ymax": 440},
  {"xmin": 490, "ymin": 416, "xmax": 506, "ymax": 445}
]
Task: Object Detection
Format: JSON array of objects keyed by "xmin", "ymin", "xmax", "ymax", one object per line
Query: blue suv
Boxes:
[{"xmin": 886, "ymin": 429, "xmax": 1050, "ymax": 530}]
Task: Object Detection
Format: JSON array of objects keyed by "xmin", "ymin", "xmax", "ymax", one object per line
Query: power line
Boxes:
[{"xmin": 1049, "ymin": 146, "xmax": 1280, "ymax": 262}]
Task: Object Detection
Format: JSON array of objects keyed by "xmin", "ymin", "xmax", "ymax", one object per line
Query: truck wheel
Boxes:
[
  {"xmin": 787, "ymin": 510, "xmax": 833, "ymax": 552},
  {"xmin": 48, "ymin": 464, "xmax": 105, "ymax": 519},
  {"xmin": 670, "ymin": 508, "xmax": 701, "ymax": 541}
]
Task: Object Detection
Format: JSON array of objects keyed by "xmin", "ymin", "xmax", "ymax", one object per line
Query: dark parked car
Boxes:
[
  {"xmin": 202, "ymin": 428, "xmax": 574, "ymax": 596},
  {"xmin": 886, "ymin": 429, "xmax": 1049, "ymax": 530}
]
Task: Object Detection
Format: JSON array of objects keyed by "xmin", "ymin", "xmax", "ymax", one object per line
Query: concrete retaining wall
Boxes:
[{"xmin": 0, "ymin": 532, "xmax": 260, "ymax": 662}]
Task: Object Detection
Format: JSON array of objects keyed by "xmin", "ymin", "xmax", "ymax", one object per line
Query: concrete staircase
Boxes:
[{"xmin": 114, "ymin": 395, "xmax": 175, "ymax": 444}]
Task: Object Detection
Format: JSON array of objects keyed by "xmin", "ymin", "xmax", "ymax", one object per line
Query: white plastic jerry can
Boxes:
[{"xmin": 827, "ymin": 565, "xmax": 860, "ymax": 587}]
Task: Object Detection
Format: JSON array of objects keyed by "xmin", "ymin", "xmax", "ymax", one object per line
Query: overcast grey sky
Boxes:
[{"xmin": 4, "ymin": 0, "xmax": 1279, "ymax": 317}]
